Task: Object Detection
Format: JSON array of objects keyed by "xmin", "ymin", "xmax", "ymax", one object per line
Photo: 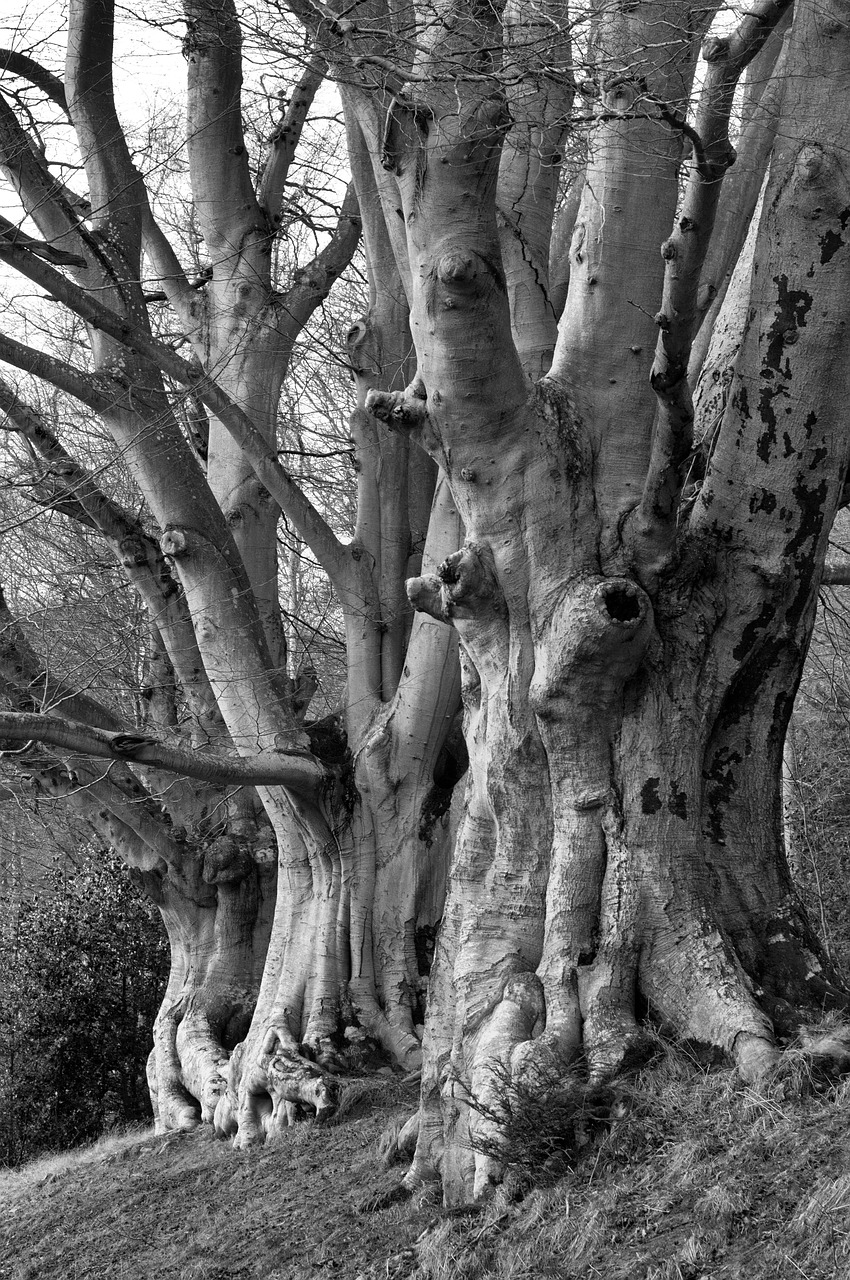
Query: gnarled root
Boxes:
[{"xmin": 222, "ymin": 1026, "xmax": 338, "ymax": 1147}]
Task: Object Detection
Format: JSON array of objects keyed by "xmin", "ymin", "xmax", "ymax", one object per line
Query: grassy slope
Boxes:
[{"xmin": 4, "ymin": 1046, "xmax": 850, "ymax": 1280}]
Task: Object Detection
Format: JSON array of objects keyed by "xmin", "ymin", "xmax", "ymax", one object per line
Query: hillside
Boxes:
[{"xmin": 4, "ymin": 1042, "xmax": 850, "ymax": 1280}]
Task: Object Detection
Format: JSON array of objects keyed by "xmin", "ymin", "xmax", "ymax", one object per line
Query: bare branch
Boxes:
[
  {"xmin": 0, "ymin": 213, "xmax": 86, "ymax": 267},
  {"xmin": 0, "ymin": 378, "xmax": 220, "ymax": 724},
  {"xmin": 822, "ymin": 563, "xmax": 850, "ymax": 587},
  {"xmin": 182, "ymin": 0, "xmax": 266, "ymax": 252},
  {"xmin": 279, "ymin": 182, "xmax": 362, "ymax": 339},
  {"xmin": 0, "ymin": 235, "xmax": 352, "ymax": 588},
  {"xmin": 140, "ymin": 204, "xmax": 205, "ymax": 328},
  {"xmin": 0, "ymin": 585, "xmax": 123, "ymax": 731},
  {"xmin": 259, "ymin": 55, "xmax": 326, "ymax": 228},
  {"xmin": 66, "ymin": 0, "xmax": 145, "ymax": 265},
  {"xmin": 0, "ymin": 330, "xmax": 126, "ymax": 414},
  {"xmin": 637, "ymin": 0, "xmax": 794, "ymax": 534},
  {"xmin": 0, "ymin": 92, "xmax": 90, "ymax": 259},
  {"xmin": 0, "ymin": 711, "xmax": 326, "ymax": 791},
  {"xmin": 0, "ymin": 48, "xmax": 68, "ymax": 113}
]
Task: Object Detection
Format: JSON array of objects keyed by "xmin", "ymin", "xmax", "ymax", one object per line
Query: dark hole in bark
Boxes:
[
  {"xmin": 438, "ymin": 557, "xmax": 460, "ymax": 585},
  {"xmin": 222, "ymin": 1010, "xmax": 252, "ymax": 1051},
  {"xmin": 604, "ymin": 586, "xmax": 641, "ymax": 622}
]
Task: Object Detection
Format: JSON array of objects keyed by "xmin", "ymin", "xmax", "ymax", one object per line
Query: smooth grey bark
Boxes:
[
  {"xmin": 0, "ymin": 0, "xmax": 464, "ymax": 1144},
  {"xmin": 283, "ymin": 0, "xmax": 850, "ymax": 1204}
]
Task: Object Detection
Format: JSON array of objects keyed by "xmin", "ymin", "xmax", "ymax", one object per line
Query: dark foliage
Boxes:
[{"xmin": 0, "ymin": 848, "xmax": 168, "ymax": 1165}]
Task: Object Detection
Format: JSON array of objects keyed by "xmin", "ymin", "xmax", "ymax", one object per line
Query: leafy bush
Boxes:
[{"xmin": 0, "ymin": 848, "xmax": 168, "ymax": 1165}]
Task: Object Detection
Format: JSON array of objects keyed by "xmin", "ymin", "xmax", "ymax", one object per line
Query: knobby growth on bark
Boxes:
[{"xmin": 2, "ymin": 0, "xmax": 850, "ymax": 1206}]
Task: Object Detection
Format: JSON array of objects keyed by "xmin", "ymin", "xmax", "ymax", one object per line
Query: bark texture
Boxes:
[
  {"xmin": 311, "ymin": 0, "xmax": 850, "ymax": 1203},
  {"xmin": 0, "ymin": 0, "xmax": 464, "ymax": 1146}
]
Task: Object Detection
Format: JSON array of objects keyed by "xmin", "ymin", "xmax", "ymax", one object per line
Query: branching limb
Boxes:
[
  {"xmin": 140, "ymin": 205, "xmax": 205, "ymax": 334},
  {"xmin": 258, "ymin": 54, "xmax": 326, "ymax": 227},
  {"xmin": 638, "ymin": 0, "xmax": 794, "ymax": 533},
  {"xmin": 0, "ymin": 213, "xmax": 85, "ymax": 267},
  {"xmin": 0, "ymin": 236, "xmax": 353, "ymax": 591},
  {"xmin": 66, "ymin": 0, "xmax": 145, "ymax": 266},
  {"xmin": 0, "ymin": 711, "xmax": 326, "ymax": 791},
  {"xmin": 19, "ymin": 756, "xmax": 184, "ymax": 872},
  {"xmin": 688, "ymin": 32, "xmax": 789, "ymax": 381},
  {"xmin": 0, "ymin": 330, "xmax": 127, "ymax": 413},
  {"xmin": 0, "ymin": 585, "xmax": 122, "ymax": 731},
  {"xmin": 0, "ymin": 90, "xmax": 89, "ymax": 258},
  {"xmin": 0, "ymin": 48, "xmax": 68, "ymax": 112},
  {"xmin": 0, "ymin": 378, "xmax": 221, "ymax": 726},
  {"xmin": 182, "ymin": 0, "xmax": 266, "ymax": 253},
  {"xmin": 278, "ymin": 183, "xmax": 361, "ymax": 341}
]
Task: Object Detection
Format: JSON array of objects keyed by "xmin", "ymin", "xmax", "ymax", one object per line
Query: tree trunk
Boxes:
[{"xmin": 328, "ymin": 0, "xmax": 850, "ymax": 1203}]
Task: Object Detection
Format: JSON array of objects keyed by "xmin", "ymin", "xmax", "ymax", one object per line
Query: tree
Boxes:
[
  {"xmin": 0, "ymin": 0, "xmax": 462, "ymax": 1147},
  {"xmin": 2, "ymin": 0, "xmax": 850, "ymax": 1208},
  {"xmin": 299, "ymin": 0, "xmax": 850, "ymax": 1203}
]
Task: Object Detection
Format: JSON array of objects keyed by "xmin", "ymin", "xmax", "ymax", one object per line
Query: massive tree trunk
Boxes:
[
  {"xmin": 0, "ymin": 0, "xmax": 465, "ymax": 1144},
  {"xmin": 4, "ymin": 0, "xmax": 850, "ymax": 1206},
  {"xmin": 299, "ymin": 0, "xmax": 850, "ymax": 1202}
]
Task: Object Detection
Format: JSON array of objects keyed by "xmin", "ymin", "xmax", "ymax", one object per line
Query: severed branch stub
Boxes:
[
  {"xmin": 366, "ymin": 377, "xmax": 428, "ymax": 432},
  {"xmin": 407, "ymin": 544, "xmax": 503, "ymax": 625}
]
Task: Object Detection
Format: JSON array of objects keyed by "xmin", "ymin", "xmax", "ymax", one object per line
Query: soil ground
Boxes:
[{"xmin": 4, "ymin": 1044, "xmax": 850, "ymax": 1280}]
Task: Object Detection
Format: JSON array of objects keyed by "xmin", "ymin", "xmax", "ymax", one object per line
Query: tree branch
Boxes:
[
  {"xmin": 5, "ymin": 753, "xmax": 183, "ymax": 872},
  {"xmin": 0, "ymin": 585, "xmax": 123, "ymax": 731},
  {"xmin": 0, "ymin": 48, "xmax": 68, "ymax": 113},
  {"xmin": 0, "ymin": 711, "xmax": 326, "ymax": 791},
  {"xmin": 0, "ymin": 330, "xmax": 130, "ymax": 414},
  {"xmin": 0, "ymin": 213, "xmax": 86, "ymax": 267},
  {"xmin": 0, "ymin": 378, "xmax": 221, "ymax": 726},
  {"xmin": 638, "ymin": 0, "xmax": 794, "ymax": 533},
  {"xmin": 0, "ymin": 92, "xmax": 90, "ymax": 261},
  {"xmin": 140, "ymin": 203, "xmax": 205, "ymax": 333},
  {"xmin": 279, "ymin": 182, "xmax": 362, "ymax": 339},
  {"xmin": 0, "ymin": 235, "xmax": 352, "ymax": 589},
  {"xmin": 259, "ymin": 55, "xmax": 326, "ymax": 228},
  {"xmin": 183, "ymin": 0, "xmax": 266, "ymax": 252},
  {"xmin": 66, "ymin": 0, "xmax": 145, "ymax": 266}
]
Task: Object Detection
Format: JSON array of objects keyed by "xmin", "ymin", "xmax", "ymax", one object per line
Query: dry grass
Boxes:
[
  {"xmin": 0, "ymin": 1124, "xmax": 154, "ymax": 1198},
  {"xmin": 5, "ymin": 1032, "xmax": 850, "ymax": 1279},
  {"xmin": 413, "ymin": 1025, "xmax": 850, "ymax": 1280}
]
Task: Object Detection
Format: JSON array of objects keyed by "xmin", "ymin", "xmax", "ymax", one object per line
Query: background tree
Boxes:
[{"xmin": 0, "ymin": 0, "xmax": 462, "ymax": 1146}]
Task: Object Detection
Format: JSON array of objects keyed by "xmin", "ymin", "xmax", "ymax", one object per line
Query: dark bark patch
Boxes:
[
  {"xmin": 668, "ymin": 782, "xmax": 688, "ymax": 820},
  {"xmin": 732, "ymin": 602, "xmax": 777, "ymax": 662},
  {"xmin": 749, "ymin": 488, "xmax": 777, "ymax": 515},
  {"xmin": 641, "ymin": 778, "xmax": 662, "ymax": 814},
  {"xmin": 766, "ymin": 276, "xmax": 812, "ymax": 373},
  {"xmin": 703, "ymin": 747, "xmax": 743, "ymax": 844},
  {"xmin": 785, "ymin": 476, "xmax": 829, "ymax": 559},
  {"xmin": 737, "ymin": 384, "xmax": 751, "ymax": 420},
  {"xmin": 419, "ymin": 783, "xmax": 454, "ymax": 844},
  {"xmin": 819, "ymin": 207, "xmax": 850, "ymax": 263}
]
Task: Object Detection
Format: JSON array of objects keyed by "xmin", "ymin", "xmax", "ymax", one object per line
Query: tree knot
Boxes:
[
  {"xmin": 367, "ymin": 386, "xmax": 428, "ymax": 432},
  {"xmin": 160, "ymin": 527, "xmax": 192, "ymax": 558},
  {"xmin": 437, "ymin": 252, "xmax": 478, "ymax": 286},
  {"xmin": 407, "ymin": 543, "xmax": 504, "ymax": 627}
]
